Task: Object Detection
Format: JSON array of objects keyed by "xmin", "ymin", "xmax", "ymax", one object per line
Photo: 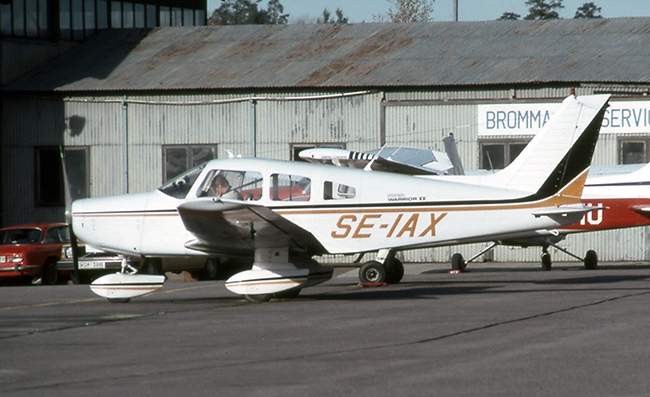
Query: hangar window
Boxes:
[
  {"xmin": 619, "ymin": 138, "xmax": 650, "ymax": 164},
  {"xmin": 163, "ymin": 145, "xmax": 217, "ymax": 183},
  {"xmin": 291, "ymin": 143, "xmax": 346, "ymax": 162},
  {"xmin": 1, "ymin": 1, "xmax": 206, "ymax": 41},
  {"xmin": 479, "ymin": 140, "xmax": 530, "ymax": 170},
  {"xmin": 35, "ymin": 146, "xmax": 89, "ymax": 206}
]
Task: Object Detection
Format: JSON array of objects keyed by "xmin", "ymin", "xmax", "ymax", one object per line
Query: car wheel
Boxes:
[
  {"xmin": 197, "ymin": 258, "xmax": 220, "ymax": 280},
  {"xmin": 40, "ymin": 260, "xmax": 58, "ymax": 285}
]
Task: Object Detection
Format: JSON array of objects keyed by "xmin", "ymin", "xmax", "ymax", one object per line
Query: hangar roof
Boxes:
[{"xmin": 6, "ymin": 17, "xmax": 650, "ymax": 92}]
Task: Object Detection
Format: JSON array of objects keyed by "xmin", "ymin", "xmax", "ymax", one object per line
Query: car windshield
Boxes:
[
  {"xmin": 0, "ymin": 228, "xmax": 42, "ymax": 245},
  {"xmin": 158, "ymin": 163, "xmax": 206, "ymax": 199}
]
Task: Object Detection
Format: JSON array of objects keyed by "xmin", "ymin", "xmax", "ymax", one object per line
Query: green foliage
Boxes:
[
  {"xmin": 523, "ymin": 0, "xmax": 564, "ymax": 20},
  {"xmin": 498, "ymin": 12, "xmax": 521, "ymax": 20},
  {"xmin": 375, "ymin": 0, "xmax": 435, "ymax": 23},
  {"xmin": 497, "ymin": 1, "xmax": 602, "ymax": 20},
  {"xmin": 209, "ymin": 0, "xmax": 289, "ymax": 25},
  {"xmin": 318, "ymin": 8, "xmax": 349, "ymax": 24},
  {"xmin": 574, "ymin": 2, "xmax": 602, "ymax": 18}
]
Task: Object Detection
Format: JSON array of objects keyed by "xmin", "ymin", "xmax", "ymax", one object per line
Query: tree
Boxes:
[
  {"xmin": 574, "ymin": 2, "xmax": 602, "ymax": 18},
  {"xmin": 318, "ymin": 8, "xmax": 349, "ymax": 24},
  {"xmin": 375, "ymin": 0, "xmax": 435, "ymax": 23},
  {"xmin": 498, "ymin": 12, "xmax": 521, "ymax": 20},
  {"xmin": 523, "ymin": 0, "xmax": 564, "ymax": 20},
  {"xmin": 208, "ymin": 0, "xmax": 289, "ymax": 25},
  {"xmin": 498, "ymin": 0, "xmax": 603, "ymax": 21}
]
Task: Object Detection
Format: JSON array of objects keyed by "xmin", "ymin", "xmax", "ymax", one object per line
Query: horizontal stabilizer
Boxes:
[{"xmin": 532, "ymin": 205, "xmax": 605, "ymax": 218}]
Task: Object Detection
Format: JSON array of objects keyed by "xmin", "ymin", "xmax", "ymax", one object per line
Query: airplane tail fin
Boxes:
[
  {"xmin": 443, "ymin": 133, "xmax": 465, "ymax": 175},
  {"xmin": 483, "ymin": 94, "xmax": 610, "ymax": 199}
]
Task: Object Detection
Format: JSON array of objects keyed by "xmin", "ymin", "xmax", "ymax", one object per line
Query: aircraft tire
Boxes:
[
  {"xmin": 385, "ymin": 258, "xmax": 404, "ymax": 284},
  {"xmin": 245, "ymin": 294, "xmax": 272, "ymax": 303},
  {"xmin": 451, "ymin": 253, "xmax": 465, "ymax": 272},
  {"xmin": 541, "ymin": 252, "xmax": 552, "ymax": 271},
  {"xmin": 108, "ymin": 298, "xmax": 131, "ymax": 303},
  {"xmin": 584, "ymin": 250, "xmax": 598, "ymax": 270},
  {"xmin": 359, "ymin": 261, "xmax": 386, "ymax": 284},
  {"xmin": 274, "ymin": 288, "xmax": 301, "ymax": 300}
]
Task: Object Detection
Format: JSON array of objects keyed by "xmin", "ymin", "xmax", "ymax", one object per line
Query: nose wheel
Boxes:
[{"xmin": 359, "ymin": 261, "xmax": 385, "ymax": 284}]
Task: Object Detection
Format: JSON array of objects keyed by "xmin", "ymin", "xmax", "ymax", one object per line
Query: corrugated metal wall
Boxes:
[
  {"xmin": 384, "ymin": 103, "xmax": 479, "ymax": 169},
  {"xmin": 3, "ymin": 85, "xmax": 650, "ymax": 263}
]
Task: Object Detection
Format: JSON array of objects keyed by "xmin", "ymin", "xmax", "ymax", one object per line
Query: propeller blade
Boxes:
[{"xmin": 59, "ymin": 146, "xmax": 80, "ymax": 283}]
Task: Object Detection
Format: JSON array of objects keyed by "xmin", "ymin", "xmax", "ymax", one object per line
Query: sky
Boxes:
[{"xmin": 207, "ymin": 0, "xmax": 650, "ymax": 23}]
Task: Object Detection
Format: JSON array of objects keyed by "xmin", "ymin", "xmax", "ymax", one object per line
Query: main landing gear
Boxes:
[
  {"xmin": 538, "ymin": 244, "xmax": 598, "ymax": 271},
  {"xmin": 358, "ymin": 249, "xmax": 405, "ymax": 285},
  {"xmin": 451, "ymin": 241, "xmax": 598, "ymax": 272}
]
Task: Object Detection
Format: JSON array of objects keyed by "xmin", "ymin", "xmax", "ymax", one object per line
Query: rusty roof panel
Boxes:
[{"xmin": 7, "ymin": 17, "xmax": 650, "ymax": 92}]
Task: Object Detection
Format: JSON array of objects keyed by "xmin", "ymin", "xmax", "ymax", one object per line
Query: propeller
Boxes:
[{"xmin": 59, "ymin": 146, "xmax": 81, "ymax": 283}]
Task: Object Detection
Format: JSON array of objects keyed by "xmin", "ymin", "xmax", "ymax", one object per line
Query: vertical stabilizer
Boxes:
[{"xmin": 483, "ymin": 94, "xmax": 610, "ymax": 196}]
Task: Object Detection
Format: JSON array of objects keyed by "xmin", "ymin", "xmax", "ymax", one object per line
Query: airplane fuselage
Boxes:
[
  {"xmin": 71, "ymin": 158, "xmax": 587, "ymax": 258},
  {"xmin": 563, "ymin": 176, "xmax": 650, "ymax": 232}
]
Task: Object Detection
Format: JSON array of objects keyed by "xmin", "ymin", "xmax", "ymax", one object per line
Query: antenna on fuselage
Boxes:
[{"xmin": 364, "ymin": 144, "xmax": 388, "ymax": 171}]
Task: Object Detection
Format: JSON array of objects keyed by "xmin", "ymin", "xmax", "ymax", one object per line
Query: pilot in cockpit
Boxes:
[{"xmin": 209, "ymin": 174, "xmax": 242, "ymax": 199}]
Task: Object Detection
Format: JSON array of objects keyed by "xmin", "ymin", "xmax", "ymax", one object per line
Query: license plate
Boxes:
[{"xmin": 79, "ymin": 261, "xmax": 107, "ymax": 269}]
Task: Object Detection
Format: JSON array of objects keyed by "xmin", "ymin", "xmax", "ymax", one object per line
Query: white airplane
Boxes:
[{"xmin": 70, "ymin": 94, "xmax": 609, "ymax": 302}]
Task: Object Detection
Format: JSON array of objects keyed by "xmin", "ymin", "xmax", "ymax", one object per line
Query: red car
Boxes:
[{"xmin": 0, "ymin": 223, "xmax": 70, "ymax": 285}]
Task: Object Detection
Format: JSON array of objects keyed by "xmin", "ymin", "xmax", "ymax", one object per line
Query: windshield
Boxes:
[
  {"xmin": 0, "ymin": 228, "xmax": 42, "ymax": 245},
  {"xmin": 158, "ymin": 163, "xmax": 206, "ymax": 199}
]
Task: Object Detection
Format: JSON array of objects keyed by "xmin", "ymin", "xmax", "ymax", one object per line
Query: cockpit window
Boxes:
[
  {"xmin": 270, "ymin": 174, "xmax": 311, "ymax": 201},
  {"xmin": 198, "ymin": 169, "xmax": 263, "ymax": 200},
  {"xmin": 158, "ymin": 163, "xmax": 206, "ymax": 199}
]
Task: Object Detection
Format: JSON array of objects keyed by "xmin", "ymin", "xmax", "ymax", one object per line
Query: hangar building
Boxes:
[{"xmin": 4, "ymin": 17, "xmax": 650, "ymax": 264}]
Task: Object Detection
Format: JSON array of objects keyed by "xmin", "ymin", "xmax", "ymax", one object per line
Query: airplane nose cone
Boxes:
[{"xmin": 69, "ymin": 191, "xmax": 154, "ymax": 254}]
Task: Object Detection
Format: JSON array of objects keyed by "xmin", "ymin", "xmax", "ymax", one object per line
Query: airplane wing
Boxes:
[
  {"xmin": 299, "ymin": 147, "xmax": 453, "ymax": 175},
  {"xmin": 176, "ymin": 198, "xmax": 326, "ymax": 256},
  {"xmin": 365, "ymin": 155, "xmax": 443, "ymax": 175}
]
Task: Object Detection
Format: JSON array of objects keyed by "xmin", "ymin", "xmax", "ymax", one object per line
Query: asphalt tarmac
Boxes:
[{"xmin": 2, "ymin": 262, "xmax": 650, "ymax": 396}]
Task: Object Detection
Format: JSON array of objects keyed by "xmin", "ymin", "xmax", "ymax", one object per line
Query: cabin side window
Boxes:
[
  {"xmin": 323, "ymin": 181, "xmax": 356, "ymax": 200},
  {"xmin": 197, "ymin": 170, "xmax": 263, "ymax": 200},
  {"xmin": 270, "ymin": 174, "xmax": 311, "ymax": 201}
]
